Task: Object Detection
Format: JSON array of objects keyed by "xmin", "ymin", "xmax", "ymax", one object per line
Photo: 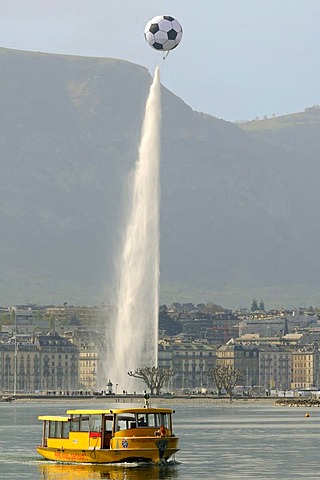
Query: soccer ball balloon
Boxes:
[{"xmin": 144, "ymin": 15, "xmax": 183, "ymax": 52}]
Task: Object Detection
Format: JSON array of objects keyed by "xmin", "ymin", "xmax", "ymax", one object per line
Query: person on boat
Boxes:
[{"xmin": 155, "ymin": 425, "xmax": 166, "ymax": 437}]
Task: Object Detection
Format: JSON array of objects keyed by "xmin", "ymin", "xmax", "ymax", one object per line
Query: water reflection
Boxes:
[{"xmin": 38, "ymin": 461, "xmax": 179, "ymax": 480}]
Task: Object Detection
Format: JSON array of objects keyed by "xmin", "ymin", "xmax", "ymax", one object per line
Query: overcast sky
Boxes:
[{"xmin": 0, "ymin": 0, "xmax": 319, "ymax": 121}]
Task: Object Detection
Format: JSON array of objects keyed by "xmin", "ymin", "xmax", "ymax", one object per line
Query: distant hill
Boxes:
[
  {"xmin": 0, "ymin": 47, "xmax": 320, "ymax": 309},
  {"xmin": 239, "ymin": 106, "xmax": 320, "ymax": 159}
]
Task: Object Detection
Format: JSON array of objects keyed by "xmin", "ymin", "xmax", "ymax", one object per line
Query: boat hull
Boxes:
[{"xmin": 37, "ymin": 443, "xmax": 179, "ymax": 464}]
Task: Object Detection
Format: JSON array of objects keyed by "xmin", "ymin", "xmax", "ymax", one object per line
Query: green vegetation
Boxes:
[
  {"xmin": 159, "ymin": 307, "xmax": 182, "ymax": 336},
  {"xmin": 251, "ymin": 299, "xmax": 265, "ymax": 311},
  {"xmin": 0, "ymin": 311, "xmax": 13, "ymax": 327},
  {"xmin": 240, "ymin": 105, "xmax": 320, "ymax": 132}
]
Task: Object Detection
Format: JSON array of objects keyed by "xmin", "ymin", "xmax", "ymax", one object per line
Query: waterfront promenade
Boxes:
[{"xmin": 1, "ymin": 392, "xmax": 276, "ymax": 404}]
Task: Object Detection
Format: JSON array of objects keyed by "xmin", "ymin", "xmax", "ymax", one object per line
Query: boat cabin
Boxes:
[{"xmin": 38, "ymin": 408, "xmax": 174, "ymax": 451}]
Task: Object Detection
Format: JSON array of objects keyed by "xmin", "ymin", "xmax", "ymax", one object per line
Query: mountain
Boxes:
[{"xmin": 0, "ymin": 47, "xmax": 319, "ymax": 309}]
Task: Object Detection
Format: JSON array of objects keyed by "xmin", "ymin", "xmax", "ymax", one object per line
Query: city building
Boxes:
[
  {"xmin": 34, "ymin": 332, "xmax": 79, "ymax": 391},
  {"xmin": 158, "ymin": 339, "xmax": 216, "ymax": 391},
  {"xmin": 0, "ymin": 343, "xmax": 40, "ymax": 392},
  {"xmin": 79, "ymin": 344, "xmax": 101, "ymax": 391},
  {"xmin": 177, "ymin": 313, "xmax": 239, "ymax": 344},
  {"xmin": 259, "ymin": 346, "xmax": 292, "ymax": 392},
  {"xmin": 45, "ymin": 305, "xmax": 113, "ymax": 327},
  {"xmin": 291, "ymin": 347, "xmax": 320, "ymax": 389},
  {"xmin": 215, "ymin": 341, "xmax": 259, "ymax": 389},
  {"xmin": 238, "ymin": 317, "xmax": 288, "ymax": 338},
  {"xmin": 0, "ymin": 332, "xmax": 80, "ymax": 393}
]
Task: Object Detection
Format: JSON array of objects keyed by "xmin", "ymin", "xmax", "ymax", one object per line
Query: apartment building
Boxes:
[
  {"xmin": 158, "ymin": 339, "xmax": 216, "ymax": 390},
  {"xmin": 259, "ymin": 346, "xmax": 292, "ymax": 391},
  {"xmin": 0, "ymin": 331, "xmax": 79, "ymax": 392},
  {"xmin": 291, "ymin": 348, "xmax": 320, "ymax": 389},
  {"xmin": 79, "ymin": 344, "xmax": 101, "ymax": 390},
  {"xmin": 215, "ymin": 342, "xmax": 259, "ymax": 388}
]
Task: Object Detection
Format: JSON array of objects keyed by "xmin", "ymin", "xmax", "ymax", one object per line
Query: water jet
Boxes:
[{"xmin": 106, "ymin": 67, "xmax": 161, "ymax": 393}]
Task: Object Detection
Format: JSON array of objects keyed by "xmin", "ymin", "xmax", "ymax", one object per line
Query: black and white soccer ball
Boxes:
[{"xmin": 144, "ymin": 15, "xmax": 183, "ymax": 52}]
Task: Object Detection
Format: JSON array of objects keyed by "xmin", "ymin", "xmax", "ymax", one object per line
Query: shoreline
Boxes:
[{"xmin": 1, "ymin": 393, "xmax": 277, "ymax": 404}]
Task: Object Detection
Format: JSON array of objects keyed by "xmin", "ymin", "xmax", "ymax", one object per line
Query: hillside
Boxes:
[
  {"xmin": 0, "ymin": 48, "xmax": 319, "ymax": 308},
  {"xmin": 239, "ymin": 106, "xmax": 320, "ymax": 159}
]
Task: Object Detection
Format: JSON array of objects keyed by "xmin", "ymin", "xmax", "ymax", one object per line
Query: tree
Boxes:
[
  {"xmin": 210, "ymin": 366, "xmax": 224, "ymax": 396},
  {"xmin": 127, "ymin": 366, "xmax": 175, "ymax": 395},
  {"xmin": 205, "ymin": 302, "xmax": 223, "ymax": 314},
  {"xmin": 259, "ymin": 300, "xmax": 265, "ymax": 311},
  {"xmin": 0, "ymin": 310, "xmax": 13, "ymax": 327},
  {"xmin": 251, "ymin": 299, "xmax": 258, "ymax": 311},
  {"xmin": 159, "ymin": 309, "xmax": 182, "ymax": 336},
  {"xmin": 182, "ymin": 303, "xmax": 195, "ymax": 311},
  {"xmin": 159, "ymin": 304, "xmax": 168, "ymax": 313},
  {"xmin": 196, "ymin": 303, "xmax": 206, "ymax": 310},
  {"xmin": 171, "ymin": 302, "xmax": 183, "ymax": 312},
  {"xmin": 209, "ymin": 366, "xmax": 243, "ymax": 400}
]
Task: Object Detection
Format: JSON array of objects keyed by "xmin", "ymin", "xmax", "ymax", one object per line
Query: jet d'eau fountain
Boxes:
[
  {"xmin": 106, "ymin": 66, "xmax": 161, "ymax": 393},
  {"xmin": 104, "ymin": 16, "xmax": 183, "ymax": 393}
]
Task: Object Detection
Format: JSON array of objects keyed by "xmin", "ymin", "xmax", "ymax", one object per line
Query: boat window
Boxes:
[
  {"xmin": 150, "ymin": 414, "xmax": 160, "ymax": 427},
  {"xmin": 48, "ymin": 421, "xmax": 62, "ymax": 438},
  {"xmin": 159, "ymin": 413, "xmax": 170, "ymax": 429},
  {"xmin": 55, "ymin": 422, "xmax": 62, "ymax": 438},
  {"xmin": 48, "ymin": 421, "xmax": 56, "ymax": 438},
  {"xmin": 149, "ymin": 413, "xmax": 170, "ymax": 428},
  {"xmin": 104, "ymin": 416, "xmax": 113, "ymax": 432},
  {"xmin": 79, "ymin": 415, "xmax": 90, "ymax": 432},
  {"xmin": 114, "ymin": 414, "xmax": 136, "ymax": 431},
  {"xmin": 62, "ymin": 421, "xmax": 70, "ymax": 438},
  {"xmin": 70, "ymin": 416, "xmax": 81, "ymax": 432},
  {"xmin": 89, "ymin": 415, "xmax": 102, "ymax": 432},
  {"xmin": 137, "ymin": 414, "xmax": 148, "ymax": 427}
]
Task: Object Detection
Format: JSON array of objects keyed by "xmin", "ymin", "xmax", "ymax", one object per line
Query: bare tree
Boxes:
[
  {"xmin": 210, "ymin": 367, "xmax": 224, "ymax": 396},
  {"xmin": 210, "ymin": 366, "xmax": 243, "ymax": 400},
  {"xmin": 127, "ymin": 366, "xmax": 175, "ymax": 395}
]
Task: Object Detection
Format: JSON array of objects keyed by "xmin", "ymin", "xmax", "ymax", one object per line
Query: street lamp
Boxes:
[{"xmin": 107, "ymin": 380, "xmax": 113, "ymax": 395}]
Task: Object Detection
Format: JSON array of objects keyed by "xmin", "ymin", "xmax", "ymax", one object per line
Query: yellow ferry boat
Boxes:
[{"xmin": 37, "ymin": 407, "xmax": 179, "ymax": 464}]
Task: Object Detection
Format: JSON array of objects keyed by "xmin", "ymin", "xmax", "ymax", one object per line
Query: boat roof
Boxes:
[
  {"xmin": 66, "ymin": 408, "xmax": 174, "ymax": 415},
  {"xmin": 38, "ymin": 415, "xmax": 70, "ymax": 421}
]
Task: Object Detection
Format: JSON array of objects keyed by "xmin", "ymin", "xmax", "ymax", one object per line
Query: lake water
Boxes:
[{"xmin": 0, "ymin": 399, "xmax": 319, "ymax": 479}]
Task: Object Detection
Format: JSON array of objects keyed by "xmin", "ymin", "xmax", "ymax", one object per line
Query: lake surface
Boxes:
[{"xmin": 0, "ymin": 398, "xmax": 319, "ymax": 479}]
